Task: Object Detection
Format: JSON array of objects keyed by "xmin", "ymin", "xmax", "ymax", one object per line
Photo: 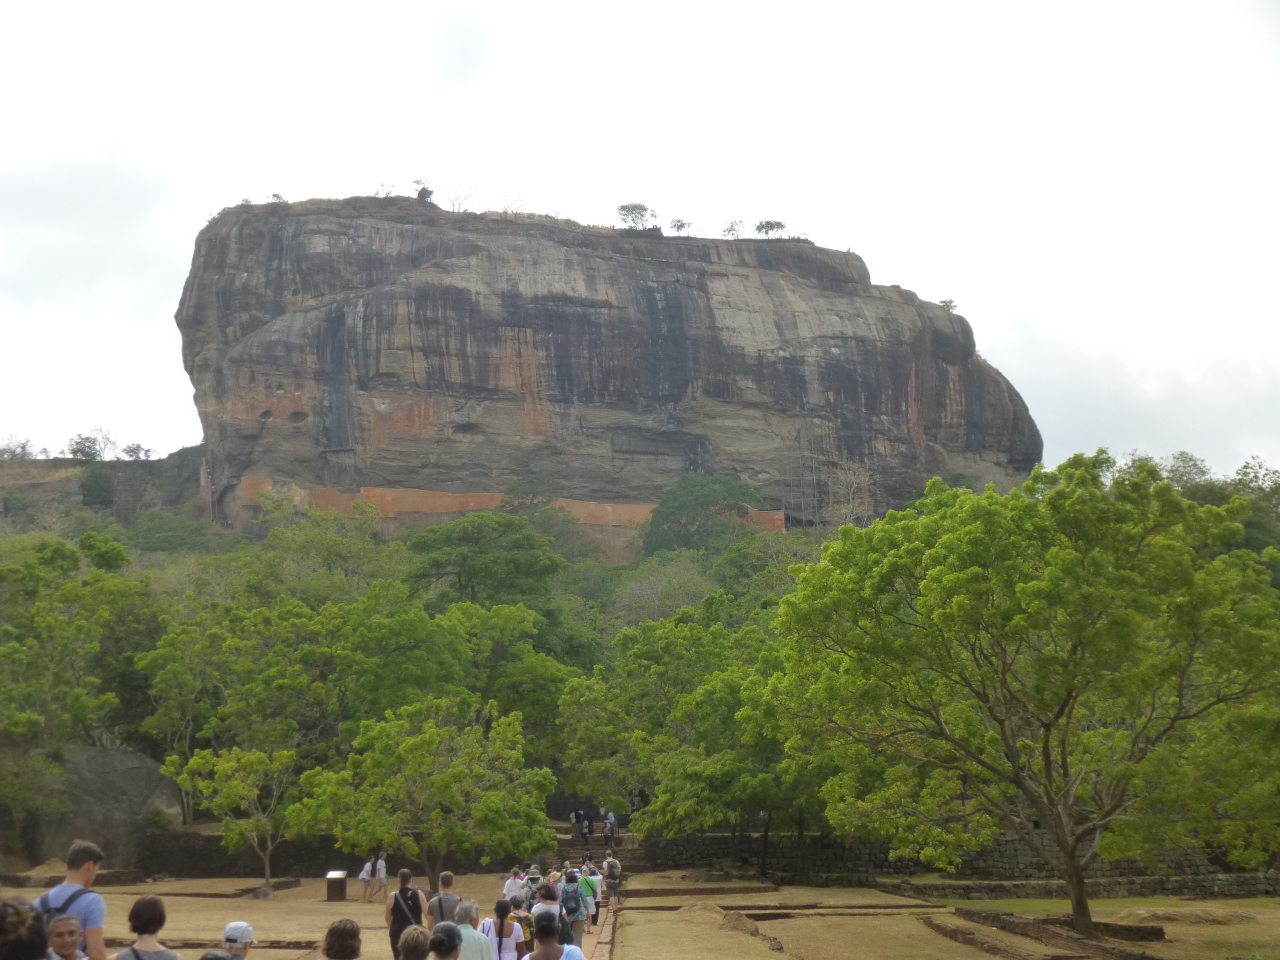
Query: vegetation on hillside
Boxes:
[{"xmin": 2, "ymin": 450, "xmax": 1279, "ymax": 925}]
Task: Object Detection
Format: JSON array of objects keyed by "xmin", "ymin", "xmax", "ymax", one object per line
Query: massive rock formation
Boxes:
[{"xmin": 176, "ymin": 198, "xmax": 1041, "ymax": 527}]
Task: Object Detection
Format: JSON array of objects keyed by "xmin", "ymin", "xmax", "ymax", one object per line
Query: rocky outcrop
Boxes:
[{"xmin": 176, "ymin": 198, "xmax": 1041, "ymax": 524}]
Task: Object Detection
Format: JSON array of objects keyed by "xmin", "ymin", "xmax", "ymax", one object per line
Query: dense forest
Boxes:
[{"xmin": 4, "ymin": 450, "xmax": 1280, "ymax": 933}]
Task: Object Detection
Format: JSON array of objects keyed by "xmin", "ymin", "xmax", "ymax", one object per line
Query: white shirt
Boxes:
[
  {"xmin": 359, "ymin": 862, "xmax": 372, "ymax": 881},
  {"xmin": 502, "ymin": 877, "xmax": 524, "ymax": 900},
  {"xmin": 376, "ymin": 859, "xmax": 387, "ymax": 881}
]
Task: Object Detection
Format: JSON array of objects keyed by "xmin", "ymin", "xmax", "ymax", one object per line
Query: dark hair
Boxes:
[
  {"xmin": 532, "ymin": 911, "xmax": 559, "ymax": 941},
  {"xmin": 536, "ymin": 882, "xmax": 557, "ymax": 902},
  {"xmin": 426, "ymin": 922, "xmax": 462, "ymax": 957},
  {"xmin": 199, "ymin": 952, "xmax": 235, "ymax": 960},
  {"xmin": 65, "ymin": 841, "xmax": 105, "ymax": 871},
  {"xmin": 127, "ymin": 896, "xmax": 166, "ymax": 936},
  {"xmin": 493, "ymin": 900, "xmax": 511, "ymax": 930},
  {"xmin": 508, "ymin": 895, "xmax": 524, "ymax": 910},
  {"xmin": 0, "ymin": 899, "xmax": 47, "ymax": 960},
  {"xmin": 398, "ymin": 869, "xmax": 412, "ymax": 889},
  {"xmin": 323, "ymin": 919, "xmax": 361, "ymax": 960},
  {"xmin": 437, "ymin": 872, "xmax": 454, "ymax": 889},
  {"xmin": 396, "ymin": 926, "xmax": 430, "ymax": 960}
]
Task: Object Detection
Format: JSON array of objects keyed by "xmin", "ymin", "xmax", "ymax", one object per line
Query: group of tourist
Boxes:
[
  {"xmin": 0, "ymin": 842, "xmax": 625, "ymax": 960},
  {"xmin": 565, "ymin": 808, "xmax": 616, "ymax": 845}
]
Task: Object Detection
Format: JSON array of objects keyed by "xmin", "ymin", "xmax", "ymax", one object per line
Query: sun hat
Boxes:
[{"xmin": 222, "ymin": 922, "xmax": 256, "ymax": 947}]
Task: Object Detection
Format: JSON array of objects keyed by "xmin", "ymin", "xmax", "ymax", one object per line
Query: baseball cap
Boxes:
[{"xmin": 223, "ymin": 922, "xmax": 256, "ymax": 947}]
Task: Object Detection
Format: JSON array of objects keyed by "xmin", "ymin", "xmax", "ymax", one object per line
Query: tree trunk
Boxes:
[
  {"xmin": 256, "ymin": 840, "xmax": 273, "ymax": 886},
  {"xmin": 421, "ymin": 848, "xmax": 441, "ymax": 894},
  {"xmin": 760, "ymin": 813, "xmax": 771, "ymax": 877},
  {"xmin": 794, "ymin": 810, "xmax": 807, "ymax": 882},
  {"xmin": 1064, "ymin": 861, "xmax": 1093, "ymax": 937}
]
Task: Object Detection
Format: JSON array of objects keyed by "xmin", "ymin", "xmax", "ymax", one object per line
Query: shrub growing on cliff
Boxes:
[
  {"xmin": 770, "ymin": 452, "xmax": 1280, "ymax": 936},
  {"xmin": 79, "ymin": 465, "xmax": 115, "ymax": 508},
  {"xmin": 617, "ymin": 203, "xmax": 655, "ymax": 230},
  {"xmin": 755, "ymin": 220, "xmax": 785, "ymax": 238},
  {"xmin": 643, "ymin": 474, "xmax": 761, "ymax": 555}
]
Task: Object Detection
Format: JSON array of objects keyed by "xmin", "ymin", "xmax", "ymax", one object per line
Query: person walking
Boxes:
[
  {"xmin": 35, "ymin": 842, "xmax": 107, "ymax": 960},
  {"xmin": 505, "ymin": 897, "xmax": 532, "ymax": 956},
  {"xmin": 384, "ymin": 871, "xmax": 427, "ymax": 960},
  {"xmin": 501, "ymin": 870, "xmax": 524, "ymax": 903},
  {"xmin": 1, "ymin": 898, "xmax": 49, "ymax": 960},
  {"xmin": 523, "ymin": 913, "xmax": 584, "ymax": 960},
  {"xmin": 602, "ymin": 852, "xmax": 622, "ymax": 907},
  {"xmin": 220, "ymin": 923, "xmax": 255, "ymax": 960},
  {"xmin": 450, "ymin": 903, "xmax": 491, "ymax": 960},
  {"xmin": 581, "ymin": 870, "xmax": 600, "ymax": 931},
  {"xmin": 576, "ymin": 813, "xmax": 588, "ymax": 847},
  {"xmin": 375, "ymin": 855, "xmax": 388, "ymax": 900},
  {"xmin": 321, "ymin": 920, "xmax": 361, "ymax": 960},
  {"xmin": 478, "ymin": 900, "xmax": 522, "ymax": 960},
  {"xmin": 358, "ymin": 859, "xmax": 375, "ymax": 903},
  {"xmin": 46, "ymin": 915, "xmax": 87, "ymax": 960},
  {"xmin": 425, "ymin": 874, "xmax": 461, "ymax": 930},
  {"xmin": 556, "ymin": 871, "xmax": 588, "ymax": 948},
  {"xmin": 520, "ymin": 866, "xmax": 541, "ymax": 899},
  {"xmin": 394, "ymin": 927, "xmax": 430, "ymax": 960},
  {"xmin": 116, "ymin": 896, "xmax": 179, "ymax": 960},
  {"xmin": 422, "ymin": 923, "xmax": 461, "ymax": 960},
  {"xmin": 583, "ymin": 808, "xmax": 593, "ymax": 838}
]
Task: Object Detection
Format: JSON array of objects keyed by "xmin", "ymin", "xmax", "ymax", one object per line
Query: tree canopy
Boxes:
[{"xmin": 770, "ymin": 452, "xmax": 1280, "ymax": 934}]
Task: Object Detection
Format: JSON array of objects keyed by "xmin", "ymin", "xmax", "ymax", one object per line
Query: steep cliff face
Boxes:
[{"xmin": 176, "ymin": 198, "xmax": 1041, "ymax": 524}]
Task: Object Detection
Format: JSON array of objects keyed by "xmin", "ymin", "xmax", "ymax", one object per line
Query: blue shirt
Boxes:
[{"xmin": 38, "ymin": 884, "xmax": 106, "ymax": 949}]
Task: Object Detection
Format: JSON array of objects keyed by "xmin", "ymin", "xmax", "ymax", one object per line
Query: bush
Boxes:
[
  {"xmin": 127, "ymin": 510, "xmax": 212, "ymax": 552},
  {"xmin": 79, "ymin": 465, "xmax": 116, "ymax": 507},
  {"xmin": 643, "ymin": 474, "xmax": 761, "ymax": 554}
]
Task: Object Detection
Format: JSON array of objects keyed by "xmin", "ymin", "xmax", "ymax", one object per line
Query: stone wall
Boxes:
[
  {"xmin": 640, "ymin": 832, "xmax": 1217, "ymax": 885},
  {"xmin": 897, "ymin": 871, "xmax": 1279, "ymax": 901}
]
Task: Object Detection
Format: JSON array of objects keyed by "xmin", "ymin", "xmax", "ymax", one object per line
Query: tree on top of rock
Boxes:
[
  {"xmin": 755, "ymin": 220, "xmax": 786, "ymax": 238},
  {"xmin": 617, "ymin": 204, "xmax": 656, "ymax": 230}
]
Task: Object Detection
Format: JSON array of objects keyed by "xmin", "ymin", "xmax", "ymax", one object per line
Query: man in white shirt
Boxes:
[{"xmin": 376, "ymin": 852, "xmax": 388, "ymax": 897}]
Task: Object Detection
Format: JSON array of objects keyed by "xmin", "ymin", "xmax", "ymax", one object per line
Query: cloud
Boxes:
[{"xmin": 984, "ymin": 332, "xmax": 1280, "ymax": 475}]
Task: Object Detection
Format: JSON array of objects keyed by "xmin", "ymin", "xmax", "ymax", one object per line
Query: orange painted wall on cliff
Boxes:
[{"xmin": 236, "ymin": 476, "xmax": 786, "ymax": 539}]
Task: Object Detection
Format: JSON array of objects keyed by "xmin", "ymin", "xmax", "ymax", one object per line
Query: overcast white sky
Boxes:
[{"xmin": 2, "ymin": 1, "xmax": 1278, "ymax": 473}]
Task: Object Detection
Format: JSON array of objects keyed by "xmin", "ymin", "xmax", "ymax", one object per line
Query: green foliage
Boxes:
[
  {"xmin": 643, "ymin": 474, "xmax": 761, "ymax": 555},
  {"xmin": 78, "ymin": 465, "xmax": 115, "ymax": 507},
  {"xmin": 77, "ymin": 532, "xmax": 129, "ymax": 571},
  {"xmin": 291, "ymin": 699, "xmax": 555, "ymax": 891},
  {"xmin": 66, "ymin": 430, "xmax": 114, "ymax": 461},
  {"xmin": 170, "ymin": 747, "xmax": 298, "ymax": 883},
  {"xmin": 754, "ymin": 220, "xmax": 785, "ymax": 238},
  {"xmin": 127, "ymin": 510, "xmax": 212, "ymax": 552},
  {"xmin": 617, "ymin": 203, "xmax": 655, "ymax": 230},
  {"xmin": 771, "ymin": 452, "xmax": 1280, "ymax": 933},
  {"xmin": 407, "ymin": 511, "xmax": 566, "ymax": 607}
]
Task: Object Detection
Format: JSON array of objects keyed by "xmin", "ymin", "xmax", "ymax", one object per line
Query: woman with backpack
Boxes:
[
  {"xmin": 478, "ymin": 900, "xmax": 524, "ymax": 960},
  {"xmin": 115, "ymin": 896, "xmax": 179, "ymax": 960},
  {"xmin": 523, "ymin": 912, "xmax": 584, "ymax": 960},
  {"xmin": 555, "ymin": 871, "xmax": 589, "ymax": 948},
  {"xmin": 384, "ymin": 870, "xmax": 427, "ymax": 960}
]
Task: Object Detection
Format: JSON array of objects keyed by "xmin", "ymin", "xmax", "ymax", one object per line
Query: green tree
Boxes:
[
  {"xmin": 65, "ymin": 429, "xmax": 115, "ymax": 461},
  {"xmin": 170, "ymin": 747, "xmax": 298, "ymax": 884},
  {"xmin": 754, "ymin": 220, "xmax": 785, "ymax": 238},
  {"xmin": 292, "ymin": 699, "xmax": 555, "ymax": 891},
  {"xmin": 405, "ymin": 512, "xmax": 565, "ymax": 607},
  {"xmin": 771, "ymin": 452, "xmax": 1280, "ymax": 935},
  {"xmin": 643, "ymin": 474, "xmax": 761, "ymax": 554},
  {"xmin": 79, "ymin": 466, "xmax": 115, "ymax": 508},
  {"xmin": 617, "ymin": 203, "xmax": 655, "ymax": 230},
  {"xmin": 669, "ymin": 219, "xmax": 691, "ymax": 235}
]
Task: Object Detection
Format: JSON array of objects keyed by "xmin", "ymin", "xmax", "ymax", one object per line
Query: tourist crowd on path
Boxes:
[{"xmin": 1, "ymin": 840, "xmax": 623, "ymax": 960}]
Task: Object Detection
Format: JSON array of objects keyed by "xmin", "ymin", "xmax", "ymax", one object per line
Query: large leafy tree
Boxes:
[
  {"xmin": 170, "ymin": 747, "xmax": 298, "ymax": 884},
  {"xmin": 406, "ymin": 512, "xmax": 565, "ymax": 607},
  {"xmin": 643, "ymin": 474, "xmax": 760, "ymax": 554},
  {"xmin": 771, "ymin": 452, "xmax": 1280, "ymax": 935},
  {"xmin": 292, "ymin": 699, "xmax": 555, "ymax": 891}
]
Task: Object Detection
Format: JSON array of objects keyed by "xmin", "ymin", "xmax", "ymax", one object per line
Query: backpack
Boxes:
[
  {"xmin": 606, "ymin": 857, "xmax": 621, "ymax": 880},
  {"xmin": 34, "ymin": 889, "xmax": 92, "ymax": 929},
  {"xmin": 514, "ymin": 913, "xmax": 534, "ymax": 945},
  {"xmin": 561, "ymin": 883, "xmax": 584, "ymax": 915},
  {"xmin": 557, "ymin": 912, "xmax": 573, "ymax": 946}
]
